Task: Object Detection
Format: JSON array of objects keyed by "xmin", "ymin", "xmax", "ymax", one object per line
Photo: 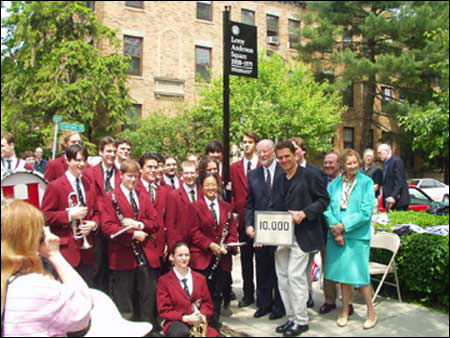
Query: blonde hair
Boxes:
[
  {"xmin": 341, "ymin": 149, "xmax": 362, "ymax": 173},
  {"xmin": 1, "ymin": 199, "xmax": 46, "ymax": 317}
]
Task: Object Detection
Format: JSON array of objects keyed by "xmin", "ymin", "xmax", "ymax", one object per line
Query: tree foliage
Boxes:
[
  {"xmin": 296, "ymin": 1, "xmax": 449, "ymax": 153},
  {"xmin": 1, "ymin": 1, "xmax": 132, "ymax": 154},
  {"xmin": 122, "ymin": 53, "xmax": 345, "ymax": 160}
]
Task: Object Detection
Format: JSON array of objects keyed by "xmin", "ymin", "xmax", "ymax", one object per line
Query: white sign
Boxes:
[{"xmin": 254, "ymin": 211, "xmax": 294, "ymax": 247}]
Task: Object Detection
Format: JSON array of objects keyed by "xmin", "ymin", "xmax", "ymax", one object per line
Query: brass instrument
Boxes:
[
  {"xmin": 190, "ymin": 304, "xmax": 208, "ymax": 337},
  {"xmin": 68, "ymin": 192, "xmax": 92, "ymax": 250}
]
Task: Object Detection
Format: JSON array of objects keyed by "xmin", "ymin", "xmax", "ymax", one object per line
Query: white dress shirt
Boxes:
[
  {"xmin": 243, "ymin": 155, "xmax": 259, "ymax": 176},
  {"xmin": 101, "ymin": 162, "xmax": 116, "ymax": 190},
  {"xmin": 173, "ymin": 267, "xmax": 193, "ymax": 296},
  {"xmin": 121, "ymin": 184, "xmax": 140, "ymax": 210},
  {"xmin": 66, "ymin": 171, "xmax": 86, "ymax": 203},
  {"xmin": 264, "ymin": 159, "xmax": 277, "ymax": 187},
  {"xmin": 183, "ymin": 183, "xmax": 197, "ymax": 203},
  {"xmin": 164, "ymin": 175, "xmax": 180, "ymax": 189},
  {"xmin": 204, "ymin": 196, "xmax": 220, "ymax": 223}
]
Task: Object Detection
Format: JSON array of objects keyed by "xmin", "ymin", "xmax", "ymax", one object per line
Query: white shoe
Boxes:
[
  {"xmin": 363, "ymin": 315, "xmax": 378, "ymax": 330},
  {"xmin": 336, "ymin": 316, "xmax": 348, "ymax": 327}
]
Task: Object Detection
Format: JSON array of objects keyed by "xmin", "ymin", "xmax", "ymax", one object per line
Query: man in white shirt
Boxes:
[
  {"xmin": 114, "ymin": 138, "xmax": 132, "ymax": 170},
  {"xmin": 164, "ymin": 156, "xmax": 181, "ymax": 190},
  {"xmin": 1, "ymin": 132, "xmax": 25, "ymax": 177}
]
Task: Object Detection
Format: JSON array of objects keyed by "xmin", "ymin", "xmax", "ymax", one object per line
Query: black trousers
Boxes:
[
  {"xmin": 239, "ymin": 229, "xmax": 255, "ymax": 301},
  {"xmin": 110, "ymin": 265, "xmax": 158, "ymax": 325},
  {"xmin": 92, "ymin": 234, "xmax": 110, "ymax": 294},
  {"xmin": 166, "ymin": 322, "xmax": 190, "ymax": 337},
  {"xmin": 255, "ymin": 246, "xmax": 285, "ymax": 314}
]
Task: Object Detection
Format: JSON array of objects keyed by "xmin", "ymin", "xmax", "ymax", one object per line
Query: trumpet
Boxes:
[
  {"xmin": 190, "ymin": 304, "xmax": 208, "ymax": 337},
  {"xmin": 68, "ymin": 192, "xmax": 92, "ymax": 250}
]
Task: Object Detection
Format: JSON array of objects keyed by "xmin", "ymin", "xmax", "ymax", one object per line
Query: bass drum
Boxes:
[{"xmin": 1, "ymin": 170, "xmax": 48, "ymax": 209}]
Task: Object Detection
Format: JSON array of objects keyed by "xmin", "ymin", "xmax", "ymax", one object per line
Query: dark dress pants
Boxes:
[{"xmin": 239, "ymin": 230, "xmax": 255, "ymax": 302}]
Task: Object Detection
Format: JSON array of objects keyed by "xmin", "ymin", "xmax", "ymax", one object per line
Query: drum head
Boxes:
[{"xmin": 1, "ymin": 170, "xmax": 48, "ymax": 209}]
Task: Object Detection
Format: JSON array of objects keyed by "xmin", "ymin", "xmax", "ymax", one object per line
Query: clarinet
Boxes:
[
  {"xmin": 208, "ymin": 211, "xmax": 233, "ymax": 280},
  {"xmin": 111, "ymin": 193, "xmax": 148, "ymax": 267}
]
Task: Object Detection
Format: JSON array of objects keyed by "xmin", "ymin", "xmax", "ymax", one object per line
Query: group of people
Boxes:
[{"xmin": 1, "ymin": 129, "xmax": 411, "ymax": 337}]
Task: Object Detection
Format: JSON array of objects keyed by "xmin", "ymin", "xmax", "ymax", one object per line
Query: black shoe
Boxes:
[
  {"xmin": 319, "ymin": 303, "xmax": 337, "ymax": 314},
  {"xmin": 275, "ymin": 320, "xmax": 294, "ymax": 334},
  {"xmin": 229, "ymin": 290, "xmax": 237, "ymax": 301},
  {"xmin": 283, "ymin": 323, "xmax": 309, "ymax": 337},
  {"xmin": 306, "ymin": 296, "xmax": 314, "ymax": 309},
  {"xmin": 254, "ymin": 308, "xmax": 271, "ymax": 318},
  {"xmin": 269, "ymin": 311, "xmax": 285, "ymax": 320},
  {"xmin": 238, "ymin": 298, "xmax": 255, "ymax": 308}
]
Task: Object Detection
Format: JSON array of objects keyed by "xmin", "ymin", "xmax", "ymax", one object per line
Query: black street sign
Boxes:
[{"xmin": 227, "ymin": 21, "xmax": 258, "ymax": 78}]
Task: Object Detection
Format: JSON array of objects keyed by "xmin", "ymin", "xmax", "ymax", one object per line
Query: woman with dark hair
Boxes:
[
  {"xmin": 1, "ymin": 199, "xmax": 91, "ymax": 337},
  {"xmin": 157, "ymin": 242, "xmax": 218, "ymax": 337},
  {"xmin": 189, "ymin": 174, "xmax": 238, "ymax": 330}
]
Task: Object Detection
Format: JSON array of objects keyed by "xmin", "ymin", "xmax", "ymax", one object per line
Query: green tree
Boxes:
[
  {"xmin": 123, "ymin": 53, "xmax": 345, "ymax": 160},
  {"xmin": 1, "ymin": 1, "xmax": 132, "ymax": 154},
  {"xmin": 296, "ymin": 1, "xmax": 449, "ymax": 154}
]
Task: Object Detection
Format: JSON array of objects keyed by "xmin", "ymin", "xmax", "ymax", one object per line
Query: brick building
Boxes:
[{"xmin": 92, "ymin": 1, "xmax": 409, "ymax": 158}]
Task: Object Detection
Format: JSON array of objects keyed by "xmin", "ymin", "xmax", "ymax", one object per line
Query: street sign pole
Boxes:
[
  {"xmin": 223, "ymin": 6, "xmax": 231, "ymax": 202},
  {"xmin": 51, "ymin": 121, "xmax": 59, "ymax": 160}
]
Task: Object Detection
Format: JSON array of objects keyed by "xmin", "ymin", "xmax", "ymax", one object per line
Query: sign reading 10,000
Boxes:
[{"xmin": 254, "ymin": 211, "xmax": 294, "ymax": 247}]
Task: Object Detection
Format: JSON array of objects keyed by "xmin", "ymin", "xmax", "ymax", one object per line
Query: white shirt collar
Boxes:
[
  {"xmin": 121, "ymin": 184, "xmax": 139, "ymax": 209},
  {"xmin": 173, "ymin": 267, "xmax": 193, "ymax": 296}
]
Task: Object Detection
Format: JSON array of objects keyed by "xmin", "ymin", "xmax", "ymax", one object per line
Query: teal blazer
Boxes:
[{"xmin": 324, "ymin": 172, "xmax": 375, "ymax": 241}]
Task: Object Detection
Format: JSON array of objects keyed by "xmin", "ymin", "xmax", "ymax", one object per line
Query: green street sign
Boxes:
[
  {"xmin": 53, "ymin": 115, "xmax": 63, "ymax": 123},
  {"xmin": 59, "ymin": 123, "xmax": 85, "ymax": 133}
]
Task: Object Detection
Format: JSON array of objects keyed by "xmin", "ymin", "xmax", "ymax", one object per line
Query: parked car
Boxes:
[
  {"xmin": 408, "ymin": 178, "xmax": 449, "ymax": 203},
  {"xmin": 378, "ymin": 184, "xmax": 434, "ymax": 213}
]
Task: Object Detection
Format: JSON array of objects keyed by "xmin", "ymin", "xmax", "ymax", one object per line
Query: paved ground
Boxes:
[{"xmin": 222, "ymin": 255, "xmax": 449, "ymax": 337}]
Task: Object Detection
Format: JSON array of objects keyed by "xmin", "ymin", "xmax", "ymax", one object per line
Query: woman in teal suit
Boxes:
[{"xmin": 324, "ymin": 149, "xmax": 377, "ymax": 330}]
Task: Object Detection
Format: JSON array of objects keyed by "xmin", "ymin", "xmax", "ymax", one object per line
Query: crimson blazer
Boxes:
[
  {"xmin": 44, "ymin": 156, "xmax": 68, "ymax": 182},
  {"xmin": 165, "ymin": 186, "xmax": 204, "ymax": 251},
  {"xmin": 190, "ymin": 199, "xmax": 238, "ymax": 272},
  {"xmin": 100, "ymin": 187, "xmax": 161, "ymax": 270},
  {"xmin": 84, "ymin": 163, "xmax": 121, "ymax": 197},
  {"xmin": 41, "ymin": 174, "xmax": 100, "ymax": 267},
  {"xmin": 157, "ymin": 269, "xmax": 218, "ymax": 337},
  {"xmin": 136, "ymin": 180, "xmax": 170, "ymax": 258},
  {"xmin": 230, "ymin": 159, "xmax": 260, "ymax": 232}
]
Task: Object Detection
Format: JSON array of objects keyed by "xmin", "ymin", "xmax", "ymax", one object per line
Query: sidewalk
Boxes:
[{"xmin": 222, "ymin": 256, "xmax": 449, "ymax": 337}]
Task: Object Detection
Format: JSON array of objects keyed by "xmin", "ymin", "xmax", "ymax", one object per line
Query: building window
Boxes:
[
  {"xmin": 344, "ymin": 127, "xmax": 355, "ymax": 149},
  {"xmin": 197, "ymin": 1, "xmax": 212, "ymax": 21},
  {"xmin": 382, "ymin": 86, "xmax": 393, "ymax": 111},
  {"xmin": 124, "ymin": 35, "xmax": 143, "ymax": 76},
  {"xmin": 267, "ymin": 15, "xmax": 279, "ymax": 37},
  {"xmin": 242, "ymin": 9, "xmax": 255, "ymax": 26},
  {"xmin": 195, "ymin": 46, "xmax": 211, "ymax": 82},
  {"xmin": 343, "ymin": 83, "xmax": 354, "ymax": 107},
  {"xmin": 125, "ymin": 1, "xmax": 143, "ymax": 9},
  {"xmin": 343, "ymin": 30, "xmax": 353, "ymax": 50},
  {"xmin": 288, "ymin": 19, "xmax": 300, "ymax": 49}
]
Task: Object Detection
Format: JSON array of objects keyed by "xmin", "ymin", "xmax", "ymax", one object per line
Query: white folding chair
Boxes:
[{"xmin": 369, "ymin": 232, "xmax": 402, "ymax": 303}]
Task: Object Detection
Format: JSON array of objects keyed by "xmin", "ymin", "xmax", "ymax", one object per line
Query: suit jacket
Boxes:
[
  {"xmin": 382, "ymin": 156, "xmax": 410, "ymax": 209},
  {"xmin": 324, "ymin": 172, "xmax": 375, "ymax": 241},
  {"xmin": 157, "ymin": 269, "xmax": 218, "ymax": 337},
  {"xmin": 41, "ymin": 174, "xmax": 100, "ymax": 267},
  {"xmin": 282, "ymin": 166, "xmax": 330, "ymax": 252},
  {"xmin": 230, "ymin": 159, "xmax": 261, "ymax": 232},
  {"xmin": 44, "ymin": 156, "xmax": 68, "ymax": 182},
  {"xmin": 190, "ymin": 199, "xmax": 238, "ymax": 272},
  {"xmin": 136, "ymin": 180, "xmax": 170, "ymax": 258},
  {"xmin": 165, "ymin": 186, "xmax": 203, "ymax": 250},
  {"xmin": 245, "ymin": 162, "xmax": 285, "ymax": 228},
  {"xmin": 84, "ymin": 163, "xmax": 121, "ymax": 197},
  {"xmin": 99, "ymin": 187, "xmax": 161, "ymax": 270}
]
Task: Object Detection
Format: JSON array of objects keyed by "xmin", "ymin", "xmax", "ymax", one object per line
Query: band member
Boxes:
[
  {"xmin": 205, "ymin": 140, "xmax": 224, "ymax": 179},
  {"xmin": 44, "ymin": 132, "xmax": 82, "ymax": 182},
  {"xmin": 163, "ymin": 156, "xmax": 181, "ymax": 190},
  {"xmin": 114, "ymin": 138, "xmax": 132, "ymax": 170},
  {"xmin": 245, "ymin": 140, "xmax": 285, "ymax": 320},
  {"xmin": 100, "ymin": 159, "xmax": 161, "ymax": 329},
  {"xmin": 137, "ymin": 153, "xmax": 170, "ymax": 271},
  {"xmin": 274, "ymin": 141, "xmax": 330, "ymax": 337},
  {"xmin": 157, "ymin": 242, "xmax": 219, "ymax": 337},
  {"xmin": 41, "ymin": 145, "xmax": 99, "ymax": 286},
  {"xmin": 84, "ymin": 136, "xmax": 121, "ymax": 293},
  {"xmin": 190, "ymin": 174, "xmax": 238, "ymax": 330},
  {"xmin": 230, "ymin": 132, "xmax": 260, "ymax": 309},
  {"xmin": 165, "ymin": 161, "xmax": 203, "ymax": 251},
  {"xmin": 1, "ymin": 132, "xmax": 25, "ymax": 177}
]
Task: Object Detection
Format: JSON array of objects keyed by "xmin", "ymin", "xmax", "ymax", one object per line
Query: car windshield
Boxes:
[{"xmin": 409, "ymin": 187, "xmax": 432, "ymax": 206}]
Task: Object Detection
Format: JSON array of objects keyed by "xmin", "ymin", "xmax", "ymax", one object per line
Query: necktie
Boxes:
[
  {"xmin": 130, "ymin": 191, "xmax": 139, "ymax": 219},
  {"xmin": 170, "ymin": 177, "xmax": 176, "ymax": 189},
  {"xmin": 76, "ymin": 178, "xmax": 86, "ymax": 206},
  {"xmin": 7, "ymin": 159, "xmax": 12, "ymax": 170},
  {"xmin": 265, "ymin": 168, "xmax": 272, "ymax": 191},
  {"xmin": 210, "ymin": 202, "xmax": 218, "ymax": 227},
  {"xmin": 181, "ymin": 278, "xmax": 190, "ymax": 297},
  {"xmin": 149, "ymin": 184, "xmax": 156, "ymax": 204},
  {"xmin": 105, "ymin": 169, "xmax": 114, "ymax": 193},
  {"xmin": 247, "ymin": 161, "xmax": 252, "ymax": 176},
  {"xmin": 190, "ymin": 189, "xmax": 196, "ymax": 203}
]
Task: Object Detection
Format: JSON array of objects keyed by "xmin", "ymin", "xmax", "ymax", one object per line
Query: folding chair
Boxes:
[{"xmin": 369, "ymin": 232, "xmax": 402, "ymax": 303}]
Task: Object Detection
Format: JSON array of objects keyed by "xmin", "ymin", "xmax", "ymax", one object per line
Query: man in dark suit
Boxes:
[
  {"xmin": 274, "ymin": 141, "xmax": 330, "ymax": 338},
  {"xmin": 230, "ymin": 131, "xmax": 260, "ymax": 309},
  {"xmin": 245, "ymin": 139, "xmax": 285, "ymax": 320},
  {"xmin": 378, "ymin": 144, "xmax": 410, "ymax": 211}
]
